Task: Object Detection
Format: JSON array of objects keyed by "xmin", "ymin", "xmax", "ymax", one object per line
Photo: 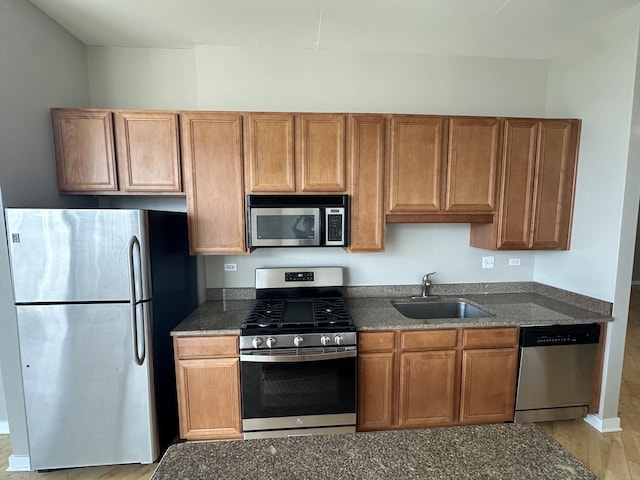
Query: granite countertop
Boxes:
[
  {"xmin": 171, "ymin": 282, "xmax": 612, "ymax": 336},
  {"xmin": 151, "ymin": 423, "xmax": 596, "ymax": 480}
]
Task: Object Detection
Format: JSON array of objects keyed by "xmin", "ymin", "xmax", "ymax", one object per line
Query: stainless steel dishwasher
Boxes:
[{"xmin": 514, "ymin": 323, "xmax": 601, "ymax": 423}]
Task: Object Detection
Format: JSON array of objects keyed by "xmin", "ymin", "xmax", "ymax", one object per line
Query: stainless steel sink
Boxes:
[{"xmin": 391, "ymin": 300, "xmax": 494, "ymax": 320}]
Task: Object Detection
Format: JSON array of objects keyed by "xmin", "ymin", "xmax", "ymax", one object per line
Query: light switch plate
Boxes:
[{"xmin": 482, "ymin": 256, "xmax": 495, "ymax": 269}]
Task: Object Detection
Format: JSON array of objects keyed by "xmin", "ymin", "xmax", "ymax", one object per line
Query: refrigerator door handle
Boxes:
[{"xmin": 128, "ymin": 235, "xmax": 145, "ymax": 366}]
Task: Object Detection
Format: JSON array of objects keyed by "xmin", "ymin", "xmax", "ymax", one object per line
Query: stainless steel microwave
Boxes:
[{"xmin": 247, "ymin": 195, "xmax": 348, "ymax": 248}]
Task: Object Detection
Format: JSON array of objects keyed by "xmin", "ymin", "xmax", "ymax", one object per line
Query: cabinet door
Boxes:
[
  {"xmin": 348, "ymin": 115, "xmax": 386, "ymax": 252},
  {"xmin": 113, "ymin": 111, "xmax": 182, "ymax": 193},
  {"xmin": 52, "ymin": 109, "xmax": 117, "ymax": 193},
  {"xmin": 494, "ymin": 119, "xmax": 538, "ymax": 249},
  {"xmin": 245, "ymin": 113, "xmax": 295, "ymax": 192},
  {"xmin": 175, "ymin": 357, "xmax": 243, "ymax": 440},
  {"xmin": 445, "ymin": 117, "xmax": 500, "ymax": 213},
  {"xmin": 530, "ymin": 119, "xmax": 580, "ymax": 250},
  {"xmin": 398, "ymin": 350, "xmax": 457, "ymax": 427},
  {"xmin": 357, "ymin": 352, "xmax": 395, "ymax": 431},
  {"xmin": 181, "ymin": 112, "xmax": 246, "ymax": 254},
  {"xmin": 387, "ymin": 116, "xmax": 446, "ymax": 213},
  {"xmin": 297, "ymin": 114, "xmax": 346, "ymax": 192},
  {"xmin": 459, "ymin": 348, "xmax": 517, "ymax": 424}
]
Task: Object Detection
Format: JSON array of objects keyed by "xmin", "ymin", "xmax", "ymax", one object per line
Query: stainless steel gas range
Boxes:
[{"xmin": 239, "ymin": 267, "xmax": 357, "ymax": 439}]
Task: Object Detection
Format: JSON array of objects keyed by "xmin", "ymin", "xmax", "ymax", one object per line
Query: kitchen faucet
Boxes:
[{"xmin": 422, "ymin": 272, "xmax": 436, "ymax": 297}]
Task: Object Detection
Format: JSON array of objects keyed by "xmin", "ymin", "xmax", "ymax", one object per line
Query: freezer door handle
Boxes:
[{"xmin": 128, "ymin": 235, "xmax": 145, "ymax": 366}]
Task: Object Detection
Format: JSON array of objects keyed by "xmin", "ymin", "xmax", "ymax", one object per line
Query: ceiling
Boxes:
[{"xmin": 29, "ymin": 0, "xmax": 640, "ymax": 59}]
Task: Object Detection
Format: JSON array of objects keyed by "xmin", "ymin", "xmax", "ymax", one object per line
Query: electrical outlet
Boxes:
[
  {"xmin": 482, "ymin": 256, "xmax": 495, "ymax": 269},
  {"xmin": 224, "ymin": 263, "xmax": 237, "ymax": 272},
  {"xmin": 508, "ymin": 258, "xmax": 521, "ymax": 266}
]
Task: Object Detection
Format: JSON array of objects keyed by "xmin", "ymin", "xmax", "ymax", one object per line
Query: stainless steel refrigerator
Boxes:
[{"xmin": 4, "ymin": 208, "xmax": 198, "ymax": 471}]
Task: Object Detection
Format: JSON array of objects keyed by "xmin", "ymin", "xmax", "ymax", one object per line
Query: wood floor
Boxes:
[{"xmin": 1, "ymin": 289, "xmax": 639, "ymax": 479}]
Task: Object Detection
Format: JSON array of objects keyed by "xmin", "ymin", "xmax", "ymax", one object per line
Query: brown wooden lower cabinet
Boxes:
[
  {"xmin": 357, "ymin": 327, "xmax": 519, "ymax": 431},
  {"xmin": 459, "ymin": 347, "xmax": 518, "ymax": 424},
  {"xmin": 358, "ymin": 352, "xmax": 395, "ymax": 430},
  {"xmin": 398, "ymin": 350, "xmax": 458, "ymax": 427},
  {"xmin": 174, "ymin": 335, "xmax": 243, "ymax": 441}
]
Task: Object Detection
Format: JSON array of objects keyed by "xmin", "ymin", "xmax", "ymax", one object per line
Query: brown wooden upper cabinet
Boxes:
[
  {"xmin": 244, "ymin": 113, "xmax": 346, "ymax": 193},
  {"xmin": 181, "ymin": 112, "xmax": 246, "ymax": 254},
  {"xmin": 386, "ymin": 115, "xmax": 500, "ymax": 223},
  {"xmin": 470, "ymin": 118, "xmax": 580, "ymax": 250},
  {"xmin": 52, "ymin": 108, "xmax": 182, "ymax": 194},
  {"xmin": 347, "ymin": 114, "xmax": 386, "ymax": 253}
]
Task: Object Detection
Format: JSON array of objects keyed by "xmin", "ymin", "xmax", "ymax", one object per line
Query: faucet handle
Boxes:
[{"xmin": 423, "ymin": 272, "xmax": 436, "ymax": 282}]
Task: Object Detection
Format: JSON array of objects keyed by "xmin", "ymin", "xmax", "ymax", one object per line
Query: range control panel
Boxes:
[{"xmin": 285, "ymin": 271, "xmax": 315, "ymax": 282}]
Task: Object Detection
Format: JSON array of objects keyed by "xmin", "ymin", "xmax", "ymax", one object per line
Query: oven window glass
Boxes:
[
  {"xmin": 256, "ymin": 214, "xmax": 317, "ymax": 240},
  {"xmin": 241, "ymin": 356, "xmax": 356, "ymax": 419}
]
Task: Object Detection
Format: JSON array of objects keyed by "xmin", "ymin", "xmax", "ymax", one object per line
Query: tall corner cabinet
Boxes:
[{"xmin": 470, "ymin": 118, "xmax": 580, "ymax": 250}]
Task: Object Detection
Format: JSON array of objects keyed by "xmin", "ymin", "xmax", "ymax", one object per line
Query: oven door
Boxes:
[
  {"xmin": 249, "ymin": 207, "xmax": 321, "ymax": 247},
  {"xmin": 240, "ymin": 348, "xmax": 356, "ymax": 435}
]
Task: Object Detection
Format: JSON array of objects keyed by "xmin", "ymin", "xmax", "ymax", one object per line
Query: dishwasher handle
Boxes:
[{"xmin": 519, "ymin": 323, "xmax": 600, "ymax": 348}]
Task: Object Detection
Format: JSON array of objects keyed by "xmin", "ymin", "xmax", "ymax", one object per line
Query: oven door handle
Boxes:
[{"xmin": 240, "ymin": 350, "xmax": 356, "ymax": 363}]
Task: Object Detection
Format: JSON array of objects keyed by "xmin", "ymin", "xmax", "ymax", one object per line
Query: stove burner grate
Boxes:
[
  {"xmin": 243, "ymin": 299, "xmax": 285, "ymax": 328},
  {"xmin": 312, "ymin": 298, "xmax": 352, "ymax": 327},
  {"xmin": 242, "ymin": 297, "xmax": 354, "ymax": 334}
]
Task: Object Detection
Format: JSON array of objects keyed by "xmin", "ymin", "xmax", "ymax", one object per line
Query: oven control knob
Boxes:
[
  {"xmin": 252, "ymin": 337, "xmax": 263, "ymax": 349},
  {"xmin": 293, "ymin": 336, "xmax": 304, "ymax": 347},
  {"xmin": 266, "ymin": 337, "xmax": 277, "ymax": 348},
  {"xmin": 334, "ymin": 334, "xmax": 344, "ymax": 346},
  {"xmin": 320, "ymin": 335, "xmax": 331, "ymax": 346}
]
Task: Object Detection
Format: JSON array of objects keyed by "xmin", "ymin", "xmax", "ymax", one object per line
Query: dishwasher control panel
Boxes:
[{"xmin": 519, "ymin": 323, "xmax": 600, "ymax": 348}]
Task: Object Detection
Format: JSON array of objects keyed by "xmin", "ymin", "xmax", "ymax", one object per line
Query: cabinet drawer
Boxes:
[
  {"xmin": 462, "ymin": 327, "xmax": 518, "ymax": 349},
  {"xmin": 400, "ymin": 329, "xmax": 458, "ymax": 351},
  {"xmin": 359, "ymin": 331, "xmax": 395, "ymax": 353},
  {"xmin": 174, "ymin": 336, "xmax": 238, "ymax": 359}
]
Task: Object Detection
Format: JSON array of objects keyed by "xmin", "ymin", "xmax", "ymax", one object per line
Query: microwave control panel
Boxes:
[{"xmin": 325, "ymin": 207, "xmax": 345, "ymax": 245}]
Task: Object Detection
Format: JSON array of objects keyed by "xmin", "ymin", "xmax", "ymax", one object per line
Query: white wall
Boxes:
[
  {"xmin": 87, "ymin": 47, "xmax": 198, "ymax": 110},
  {"xmin": 540, "ymin": 7, "xmax": 640, "ymax": 429},
  {"xmin": 208, "ymin": 224, "xmax": 535, "ymax": 288},
  {"xmin": 194, "ymin": 46, "xmax": 549, "ymax": 116},
  {"xmin": 0, "ymin": 0, "xmax": 91, "ymax": 467},
  {"xmin": 0, "ymin": 362, "xmax": 7, "ymax": 434}
]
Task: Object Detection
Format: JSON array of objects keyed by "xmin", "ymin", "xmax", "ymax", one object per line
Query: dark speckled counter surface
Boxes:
[
  {"xmin": 171, "ymin": 281, "xmax": 612, "ymax": 336},
  {"xmin": 151, "ymin": 424, "xmax": 596, "ymax": 480}
]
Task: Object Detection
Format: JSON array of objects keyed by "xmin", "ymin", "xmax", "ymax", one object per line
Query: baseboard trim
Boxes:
[
  {"xmin": 0, "ymin": 420, "xmax": 8, "ymax": 435},
  {"xmin": 7, "ymin": 454, "xmax": 31, "ymax": 472},
  {"xmin": 584, "ymin": 414, "xmax": 622, "ymax": 433}
]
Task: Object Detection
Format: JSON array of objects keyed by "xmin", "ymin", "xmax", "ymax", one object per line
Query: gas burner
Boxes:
[{"xmin": 312, "ymin": 298, "xmax": 350, "ymax": 324}]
